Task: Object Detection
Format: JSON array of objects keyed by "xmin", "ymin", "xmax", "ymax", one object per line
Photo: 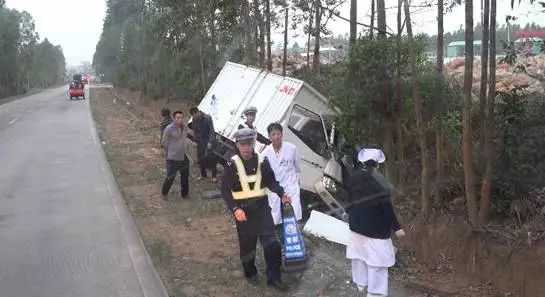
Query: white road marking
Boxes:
[
  {"xmin": 26, "ymin": 109, "xmax": 32, "ymax": 113},
  {"xmin": 8, "ymin": 118, "xmax": 18, "ymax": 125}
]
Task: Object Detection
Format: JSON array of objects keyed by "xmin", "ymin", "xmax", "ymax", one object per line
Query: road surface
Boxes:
[{"xmin": 0, "ymin": 86, "xmax": 168, "ymax": 297}]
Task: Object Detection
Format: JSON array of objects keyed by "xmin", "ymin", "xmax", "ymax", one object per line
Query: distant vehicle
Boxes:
[
  {"xmin": 69, "ymin": 80, "xmax": 85, "ymax": 100},
  {"xmin": 73, "ymin": 74, "xmax": 83, "ymax": 82}
]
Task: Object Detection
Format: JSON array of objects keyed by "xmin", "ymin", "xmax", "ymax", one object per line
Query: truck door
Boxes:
[{"xmin": 283, "ymin": 104, "xmax": 330, "ymax": 193}]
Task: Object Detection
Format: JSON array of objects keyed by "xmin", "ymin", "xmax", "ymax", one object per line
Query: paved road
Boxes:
[{"xmin": 0, "ymin": 86, "xmax": 168, "ymax": 297}]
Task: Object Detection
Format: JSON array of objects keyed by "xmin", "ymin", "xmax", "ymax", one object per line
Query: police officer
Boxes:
[
  {"xmin": 221, "ymin": 128, "xmax": 291, "ymax": 291},
  {"xmin": 238, "ymin": 106, "xmax": 271, "ymax": 145}
]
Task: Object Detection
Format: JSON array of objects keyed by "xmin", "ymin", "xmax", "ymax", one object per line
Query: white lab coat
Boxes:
[
  {"xmin": 263, "ymin": 142, "xmax": 302, "ymax": 225},
  {"xmin": 346, "ymin": 231, "xmax": 396, "ymax": 268}
]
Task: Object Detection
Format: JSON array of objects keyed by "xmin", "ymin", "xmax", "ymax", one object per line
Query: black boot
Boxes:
[
  {"xmin": 268, "ymin": 279, "xmax": 289, "ymax": 291},
  {"xmin": 246, "ymin": 275, "xmax": 259, "ymax": 286}
]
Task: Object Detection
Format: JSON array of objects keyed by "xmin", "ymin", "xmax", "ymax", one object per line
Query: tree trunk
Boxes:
[
  {"xmin": 370, "ymin": 0, "xmax": 375, "ymax": 38},
  {"xmin": 306, "ymin": 3, "xmax": 314, "ymax": 67},
  {"xmin": 382, "ymin": 120, "xmax": 395, "ymax": 183},
  {"xmin": 139, "ymin": 0, "xmax": 146, "ymax": 93},
  {"xmin": 395, "ymin": 0, "xmax": 404, "ymax": 189},
  {"xmin": 377, "ymin": 0, "xmax": 386, "ymax": 37},
  {"xmin": 349, "ymin": 0, "xmax": 357, "ymax": 46},
  {"xmin": 463, "ymin": 0, "xmax": 479, "ymax": 226},
  {"xmin": 253, "ymin": 0, "xmax": 265, "ymax": 67},
  {"xmin": 377, "ymin": 0, "xmax": 389, "ymax": 179},
  {"xmin": 313, "ymin": 0, "xmax": 321, "ymax": 72},
  {"xmin": 404, "ymin": 0, "xmax": 430, "ymax": 214},
  {"xmin": 436, "ymin": 0, "xmax": 444, "ymax": 73},
  {"xmin": 265, "ymin": 0, "xmax": 272, "ymax": 71},
  {"xmin": 283, "ymin": 3, "xmax": 288, "ymax": 76},
  {"xmin": 479, "ymin": 0, "xmax": 490, "ymax": 153},
  {"xmin": 210, "ymin": 5, "xmax": 217, "ymax": 69},
  {"xmin": 436, "ymin": 0, "xmax": 445, "ymax": 200},
  {"xmin": 198, "ymin": 31, "xmax": 207, "ymax": 95},
  {"xmin": 479, "ymin": 0, "xmax": 496, "ymax": 225},
  {"xmin": 242, "ymin": 0, "xmax": 253, "ymax": 63}
]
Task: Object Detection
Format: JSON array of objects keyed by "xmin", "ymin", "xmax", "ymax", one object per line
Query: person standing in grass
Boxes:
[
  {"xmin": 189, "ymin": 107, "xmax": 218, "ymax": 183},
  {"xmin": 221, "ymin": 128, "xmax": 292, "ymax": 292},
  {"xmin": 161, "ymin": 110, "xmax": 196, "ymax": 201}
]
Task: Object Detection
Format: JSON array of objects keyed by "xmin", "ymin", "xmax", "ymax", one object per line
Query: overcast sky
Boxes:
[{"xmin": 6, "ymin": 0, "xmax": 545, "ymax": 67}]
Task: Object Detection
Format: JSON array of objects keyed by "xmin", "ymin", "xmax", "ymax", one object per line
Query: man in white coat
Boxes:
[{"xmin": 263, "ymin": 122, "xmax": 302, "ymax": 233}]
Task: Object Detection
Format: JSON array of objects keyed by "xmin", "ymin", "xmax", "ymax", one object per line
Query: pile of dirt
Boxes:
[
  {"xmin": 398, "ymin": 214, "xmax": 545, "ymax": 297},
  {"xmin": 269, "ymin": 52, "xmax": 342, "ymax": 76},
  {"xmin": 444, "ymin": 54, "xmax": 545, "ymax": 94}
]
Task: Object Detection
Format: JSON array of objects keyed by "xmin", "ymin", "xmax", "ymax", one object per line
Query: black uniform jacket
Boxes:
[
  {"xmin": 221, "ymin": 152, "xmax": 285, "ymax": 234},
  {"xmin": 346, "ymin": 166, "xmax": 401, "ymax": 239}
]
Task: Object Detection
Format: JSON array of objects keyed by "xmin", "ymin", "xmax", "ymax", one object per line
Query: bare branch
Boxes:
[{"xmin": 320, "ymin": 5, "xmax": 394, "ymax": 36}]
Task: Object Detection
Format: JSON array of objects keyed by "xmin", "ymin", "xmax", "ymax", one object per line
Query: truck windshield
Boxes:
[{"xmin": 288, "ymin": 104, "xmax": 328, "ymax": 157}]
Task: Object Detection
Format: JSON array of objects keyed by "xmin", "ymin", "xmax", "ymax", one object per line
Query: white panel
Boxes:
[
  {"xmin": 303, "ymin": 210, "xmax": 349, "ymax": 246},
  {"xmin": 197, "ymin": 62, "xmax": 262, "ymax": 135},
  {"xmin": 198, "ymin": 62, "xmax": 307, "ymax": 143}
]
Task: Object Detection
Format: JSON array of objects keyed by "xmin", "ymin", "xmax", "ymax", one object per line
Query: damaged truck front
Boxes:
[{"xmin": 193, "ymin": 62, "xmax": 356, "ymax": 218}]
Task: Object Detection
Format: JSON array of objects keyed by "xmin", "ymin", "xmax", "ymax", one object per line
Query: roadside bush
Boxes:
[{"xmin": 491, "ymin": 89, "xmax": 545, "ymax": 218}]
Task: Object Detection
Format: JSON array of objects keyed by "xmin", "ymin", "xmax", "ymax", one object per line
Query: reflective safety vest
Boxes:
[{"xmin": 231, "ymin": 154, "xmax": 267, "ymax": 200}]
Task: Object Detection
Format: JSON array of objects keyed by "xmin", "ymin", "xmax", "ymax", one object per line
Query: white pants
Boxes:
[
  {"xmin": 268, "ymin": 187, "xmax": 302, "ymax": 225},
  {"xmin": 351, "ymin": 259, "xmax": 389, "ymax": 296}
]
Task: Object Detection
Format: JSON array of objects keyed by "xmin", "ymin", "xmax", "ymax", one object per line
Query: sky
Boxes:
[
  {"xmin": 6, "ymin": 0, "xmax": 106, "ymax": 67},
  {"xmin": 6, "ymin": 0, "xmax": 545, "ymax": 67}
]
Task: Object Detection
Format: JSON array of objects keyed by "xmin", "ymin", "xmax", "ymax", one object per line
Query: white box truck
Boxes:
[{"xmin": 193, "ymin": 62, "xmax": 356, "ymax": 218}]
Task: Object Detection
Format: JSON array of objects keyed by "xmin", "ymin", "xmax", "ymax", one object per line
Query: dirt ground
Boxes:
[{"xmin": 89, "ymin": 85, "xmax": 502, "ymax": 297}]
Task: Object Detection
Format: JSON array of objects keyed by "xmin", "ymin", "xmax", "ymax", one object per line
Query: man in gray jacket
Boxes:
[{"xmin": 161, "ymin": 110, "xmax": 196, "ymax": 201}]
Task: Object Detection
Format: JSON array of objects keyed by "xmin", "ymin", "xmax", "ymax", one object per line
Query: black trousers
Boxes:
[
  {"xmin": 197, "ymin": 144, "xmax": 217, "ymax": 178},
  {"xmin": 161, "ymin": 159, "xmax": 189, "ymax": 197},
  {"xmin": 236, "ymin": 200, "xmax": 282, "ymax": 284},
  {"xmin": 238, "ymin": 232, "xmax": 282, "ymax": 283}
]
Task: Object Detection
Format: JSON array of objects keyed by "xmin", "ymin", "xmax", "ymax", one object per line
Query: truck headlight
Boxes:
[{"xmin": 322, "ymin": 176, "xmax": 338, "ymax": 193}]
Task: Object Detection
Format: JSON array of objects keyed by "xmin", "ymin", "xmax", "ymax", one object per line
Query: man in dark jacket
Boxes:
[
  {"xmin": 345, "ymin": 148, "xmax": 405, "ymax": 296},
  {"xmin": 190, "ymin": 107, "xmax": 218, "ymax": 182},
  {"xmin": 221, "ymin": 128, "xmax": 291, "ymax": 291},
  {"xmin": 237, "ymin": 106, "xmax": 271, "ymax": 145}
]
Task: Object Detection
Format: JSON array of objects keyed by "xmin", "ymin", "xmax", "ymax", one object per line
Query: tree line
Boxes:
[
  {"xmin": 92, "ymin": 0, "xmax": 364, "ymax": 100},
  {"xmin": 0, "ymin": 2, "xmax": 66, "ymax": 98}
]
